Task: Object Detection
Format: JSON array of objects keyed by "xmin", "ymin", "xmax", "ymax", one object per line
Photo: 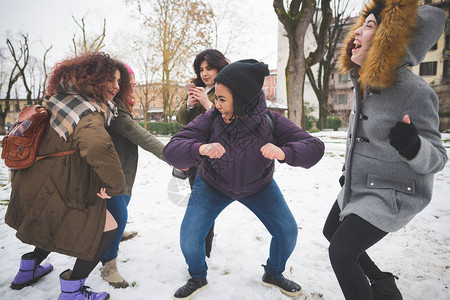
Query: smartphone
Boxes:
[
  {"xmin": 186, "ymin": 83, "xmax": 196, "ymax": 90},
  {"xmin": 172, "ymin": 167, "xmax": 188, "ymax": 180}
]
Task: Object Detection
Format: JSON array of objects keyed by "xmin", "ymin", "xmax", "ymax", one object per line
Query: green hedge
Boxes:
[
  {"xmin": 138, "ymin": 122, "xmax": 182, "ymax": 135},
  {"xmin": 327, "ymin": 116, "xmax": 342, "ymax": 131}
]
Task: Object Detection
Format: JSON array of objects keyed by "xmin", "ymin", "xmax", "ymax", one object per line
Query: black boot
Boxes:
[
  {"xmin": 174, "ymin": 277, "xmax": 208, "ymax": 300},
  {"xmin": 370, "ymin": 272, "xmax": 403, "ymax": 300},
  {"xmin": 261, "ymin": 265, "xmax": 302, "ymax": 297}
]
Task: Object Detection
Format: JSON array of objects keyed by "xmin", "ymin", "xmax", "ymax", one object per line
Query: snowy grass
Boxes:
[{"xmin": 0, "ymin": 132, "xmax": 449, "ymax": 299}]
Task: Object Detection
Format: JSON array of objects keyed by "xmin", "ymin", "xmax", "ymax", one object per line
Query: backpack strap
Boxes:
[
  {"xmin": 264, "ymin": 112, "xmax": 278, "ymax": 145},
  {"xmin": 35, "ymin": 149, "xmax": 79, "ymax": 162}
]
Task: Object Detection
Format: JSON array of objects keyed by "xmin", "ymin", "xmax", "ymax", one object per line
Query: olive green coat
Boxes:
[
  {"xmin": 5, "ymin": 112, "xmax": 125, "ymax": 261},
  {"xmin": 107, "ymin": 102, "xmax": 166, "ymax": 196},
  {"xmin": 176, "ymin": 87, "xmax": 215, "ymax": 126}
]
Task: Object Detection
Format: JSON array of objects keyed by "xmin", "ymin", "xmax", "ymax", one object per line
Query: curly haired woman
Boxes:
[{"xmin": 6, "ymin": 51, "xmax": 131, "ymax": 300}]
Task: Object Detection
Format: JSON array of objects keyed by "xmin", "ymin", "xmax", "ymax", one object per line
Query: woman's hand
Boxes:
[
  {"xmin": 199, "ymin": 143, "xmax": 226, "ymax": 159},
  {"xmin": 97, "ymin": 187, "xmax": 111, "ymax": 199},
  {"xmin": 189, "ymin": 87, "xmax": 211, "ymax": 110},
  {"xmin": 187, "ymin": 88, "xmax": 199, "ymax": 107},
  {"xmin": 261, "ymin": 143, "xmax": 285, "ymax": 160}
]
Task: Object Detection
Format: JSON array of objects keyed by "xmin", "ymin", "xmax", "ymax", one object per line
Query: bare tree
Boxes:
[
  {"xmin": 0, "ymin": 48, "xmax": 6, "ymax": 98},
  {"xmin": 0, "ymin": 44, "xmax": 22, "ymax": 134},
  {"xmin": 126, "ymin": 0, "xmax": 214, "ymax": 122},
  {"xmin": 132, "ymin": 40, "xmax": 162, "ymax": 129},
  {"xmin": 208, "ymin": 1, "xmax": 245, "ymax": 57},
  {"xmin": 274, "ymin": 0, "xmax": 331, "ymax": 128},
  {"xmin": 7, "ymin": 34, "xmax": 33, "ymax": 103},
  {"xmin": 72, "ymin": 16, "xmax": 106, "ymax": 55},
  {"xmin": 27, "ymin": 56, "xmax": 40, "ymax": 101},
  {"xmin": 40, "ymin": 43, "xmax": 53, "ymax": 101},
  {"xmin": 306, "ymin": 0, "xmax": 350, "ymax": 129}
]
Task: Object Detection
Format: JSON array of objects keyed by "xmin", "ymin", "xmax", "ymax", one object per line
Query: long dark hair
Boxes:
[
  {"xmin": 46, "ymin": 52, "xmax": 131, "ymax": 103},
  {"xmin": 192, "ymin": 49, "xmax": 229, "ymax": 86},
  {"xmin": 113, "ymin": 62, "xmax": 134, "ymax": 112}
]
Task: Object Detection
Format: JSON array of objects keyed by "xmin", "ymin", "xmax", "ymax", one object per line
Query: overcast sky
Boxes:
[{"xmin": 0, "ymin": 0, "xmax": 363, "ymax": 81}]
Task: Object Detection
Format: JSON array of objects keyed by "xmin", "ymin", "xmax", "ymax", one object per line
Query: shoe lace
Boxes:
[{"xmin": 79, "ymin": 286, "xmax": 94, "ymax": 299}]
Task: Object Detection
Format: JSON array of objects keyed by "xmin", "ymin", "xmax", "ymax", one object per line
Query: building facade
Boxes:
[
  {"xmin": 0, "ymin": 99, "xmax": 33, "ymax": 132},
  {"xmin": 411, "ymin": 0, "xmax": 450, "ymax": 131},
  {"xmin": 132, "ymin": 83, "xmax": 185, "ymax": 122},
  {"xmin": 327, "ymin": 1, "xmax": 449, "ymax": 130}
]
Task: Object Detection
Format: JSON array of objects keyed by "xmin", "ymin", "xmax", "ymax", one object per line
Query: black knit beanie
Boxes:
[
  {"xmin": 214, "ymin": 59, "xmax": 269, "ymax": 104},
  {"xmin": 366, "ymin": 4, "xmax": 384, "ymax": 25}
]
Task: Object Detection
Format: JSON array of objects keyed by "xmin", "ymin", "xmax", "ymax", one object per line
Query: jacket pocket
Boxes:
[{"xmin": 367, "ymin": 174, "xmax": 415, "ymax": 214}]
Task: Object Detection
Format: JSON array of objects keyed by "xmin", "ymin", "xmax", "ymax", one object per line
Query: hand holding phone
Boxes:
[{"xmin": 186, "ymin": 83, "xmax": 196, "ymax": 90}]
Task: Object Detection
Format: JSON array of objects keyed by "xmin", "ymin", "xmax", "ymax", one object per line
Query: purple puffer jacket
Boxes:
[{"xmin": 164, "ymin": 93, "xmax": 325, "ymax": 199}]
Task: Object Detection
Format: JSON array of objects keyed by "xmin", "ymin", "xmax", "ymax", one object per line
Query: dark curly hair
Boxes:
[
  {"xmin": 192, "ymin": 49, "xmax": 229, "ymax": 86},
  {"xmin": 46, "ymin": 52, "xmax": 131, "ymax": 103},
  {"xmin": 113, "ymin": 63, "xmax": 134, "ymax": 113}
]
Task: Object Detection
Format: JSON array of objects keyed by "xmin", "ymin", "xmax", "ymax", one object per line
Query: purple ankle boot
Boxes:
[
  {"xmin": 10, "ymin": 252, "xmax": 53, "ymax": 290},
  {"xmin": 58, "ymin": 269, "xmax": 110, "ymax": 300}
]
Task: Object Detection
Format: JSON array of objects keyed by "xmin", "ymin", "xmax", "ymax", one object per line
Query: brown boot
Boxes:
[
  {"xmin": 120, "ymin": 231, "xmax": 138, "ymax": 242},
  {"xmin": 100, "ymin": 258, "xmax": 129, "ymax": 289}
]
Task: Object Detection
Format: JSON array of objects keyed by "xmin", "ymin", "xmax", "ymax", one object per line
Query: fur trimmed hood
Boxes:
[{"xmin": 339, "ymin": 0, "xmax": 445, "ymax": 89}]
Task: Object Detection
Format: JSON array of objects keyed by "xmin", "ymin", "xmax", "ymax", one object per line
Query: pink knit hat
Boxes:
[
  {"xmin": 123, "ymin": 63, "xmax": 134, "ymax": 75},
  {"xmin": 123, "ymin": 63, "xmax": 135, "ymax": 105}
]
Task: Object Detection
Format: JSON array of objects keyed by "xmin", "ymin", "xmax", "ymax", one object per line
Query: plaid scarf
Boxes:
[{"xmin": 45, "ymin": 82, "xmax": 117, "ymax": 140}]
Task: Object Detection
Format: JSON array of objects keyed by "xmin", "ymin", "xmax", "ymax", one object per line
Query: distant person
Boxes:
[
  {"xmin": 100, "ymin": 63, "xmax": 168, "ymax": 288},
  {"xmin": 164, "ymin": 59, "xmax": 325, "ymax": 299},
  {"xmin": 5, "ymin": 51, "xmax": 130, "ymax": 300},
  {"xmin": 175, "ymin": 49, "xmax": 229, "ymax": 258},
  {"xmin": 322, "ymin": 1, "xmax": 447, "ymax": 299}
]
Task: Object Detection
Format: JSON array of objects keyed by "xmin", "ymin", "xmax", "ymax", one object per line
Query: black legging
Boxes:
[
  {"xmin": 32, "ymin": 228, "xmax": 117, "ymax": 280},
  {"xmin": 323, "ymin": 201, "xmax": 388, "ymax": 300}
]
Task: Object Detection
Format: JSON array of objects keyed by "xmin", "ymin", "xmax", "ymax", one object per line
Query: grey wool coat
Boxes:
[{"xmin": 337, "ymin": 5, "xmax": 447, "ymax": 232}]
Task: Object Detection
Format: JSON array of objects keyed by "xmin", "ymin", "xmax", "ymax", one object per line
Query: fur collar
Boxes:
[{"xmin": 339, "ymin": 0, "xmax": 419, "ymax": 89}]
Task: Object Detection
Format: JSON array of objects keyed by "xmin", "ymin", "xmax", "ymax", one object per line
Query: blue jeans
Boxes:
[
  {"xmin": 102, "ymin": 194, "xmax": 131, "ymax": 264},
  {"xmin": 180, "ymin": 177, "xmax": 298, "ymax": 278}
]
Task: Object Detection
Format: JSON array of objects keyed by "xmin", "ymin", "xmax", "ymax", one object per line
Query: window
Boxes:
[
  {"xmin": 424, "ymin": 0, "xmax": 432, "ymax": 4},
  {"xmin": 444, "ymin": 60, "xmax": 450, "ymax": 77},
  {"xmin": 338, "ymin": 74, "xmax": 349, "ymax": 83},
  {"xmin": 419, "ymin": 61, "xmax": 437, "ymax": 76},
  {"xmin": 334, "ymin": 94, "xmax": 348, "ymax": 105},
  {"xmin": 446, "ymin": 35, "xmax": 450, "ymax": 51},
  {"xmin": 430, "ymin": 43, "xmax": 437, "ymax": 51}
]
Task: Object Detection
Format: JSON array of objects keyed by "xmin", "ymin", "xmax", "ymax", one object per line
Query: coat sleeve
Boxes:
[
  {"xmin": 400, "ymin": 86, "xmax": 447, "ymax": 174},
  {"xmin": 271, "ymin": 112, "xmax": 325, "ymax": 169},
  {"xmin": 109, "ymin": 109, "xmax": 167, "ymax": 163},
  {"xmin": 73, "ymin": 112, "xmax": 125, "ymax": 196},
  {"xmin": 176, "ymin": 94, "xmax": 207, "ymax": 126},
  {"xmin": 164, "ymin": 112, "xmax": 212, "ymax": 169}
]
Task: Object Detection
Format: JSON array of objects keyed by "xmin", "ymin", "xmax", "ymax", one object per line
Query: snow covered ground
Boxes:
[{"xmin": 0, "ymin": 131, "xmax": 449, "ymax": 300}]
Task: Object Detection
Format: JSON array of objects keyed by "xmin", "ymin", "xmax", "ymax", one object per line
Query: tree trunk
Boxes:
[
  {"xmin": 143, "ymin": 93, "xmax": 149, "ymax": 130},
  {"xmin": 0, "ymin": 112, "xmax": 6, "ymax": 135},
  {"xmin": 318, "ymin": 94, "xmax": 329, "ymax": 129},
  {"xmin": 287, "ymin": 49, "xmax": 306, "ymax": 128}
]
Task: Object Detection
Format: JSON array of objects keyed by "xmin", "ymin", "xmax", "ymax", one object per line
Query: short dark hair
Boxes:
[
  {"xmin": 192, "ymin": 49, "xmax": 229, "ymax": 86},
  {"xmin": 229, "ymin": 90, "xmax": 264, "ymax": 121},
  {"xmin": 365, "ymin": 4, "xmax": 384, "ymax": 25}
]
